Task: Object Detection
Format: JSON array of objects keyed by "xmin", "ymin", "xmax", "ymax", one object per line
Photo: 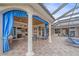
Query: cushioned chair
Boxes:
[{"xmin": 66, "ymin": 37, "xmax": 79, "ymax": 46}]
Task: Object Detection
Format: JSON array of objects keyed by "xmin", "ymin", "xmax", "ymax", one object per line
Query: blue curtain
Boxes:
[
  {"xmin": 3, "ymin": 12, "xmax": 14, "ymax": 52},
  {"xmin": 3, "ymin": 10, "xmax": 28, "ymax": 53}
]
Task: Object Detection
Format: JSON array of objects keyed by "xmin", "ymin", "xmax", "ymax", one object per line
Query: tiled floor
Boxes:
[
  {"xmin": 1, "ymin": 38, "xmax": 27, "ymax": 56},
  {"xmin": 1, "ymin": 36, "xmax": 79, "ymax": 56}
]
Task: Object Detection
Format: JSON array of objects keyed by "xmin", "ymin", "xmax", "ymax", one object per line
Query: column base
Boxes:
[
  {"xmin": 49, "ymin": 40, "xmax": 52, "ymax": 43},
  {"xmin": 26, "ymin": 51, "xmax": 34, "ymax": 56},
  {"xmin": 49, "ymin": 36, "xmax": 52, "ymax": 43}
]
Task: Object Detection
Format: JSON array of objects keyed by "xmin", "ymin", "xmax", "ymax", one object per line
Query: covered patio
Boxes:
[
  {"xmin": 1, "ymin": 35, "xmax": 79, "ymax": 56},
  {"xmin": 0, "ymin": 3, "xmax": 79, "ymax": 56}
]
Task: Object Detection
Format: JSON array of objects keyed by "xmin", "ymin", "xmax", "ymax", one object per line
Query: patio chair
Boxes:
[{"xmin": 66, "ymin": 37, "xmax": 79, "ymax": 46}]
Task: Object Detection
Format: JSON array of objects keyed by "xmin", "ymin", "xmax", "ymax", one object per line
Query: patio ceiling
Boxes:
[
  {"xmin": 14, "ymin": 16, "xmax": 44, "ymax": 29},
  {"xmin": 42, "ymin": 3, "xmax": 79, "ymax": 25},
  {"xmin": 14, "ymin": 16, "xmax": 43, "ymax": 25}
]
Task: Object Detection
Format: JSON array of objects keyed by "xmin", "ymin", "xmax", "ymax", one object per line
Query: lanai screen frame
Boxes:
[{"xmin": 41, "ymin": 3, "xmax": 79, "ymax": 25}]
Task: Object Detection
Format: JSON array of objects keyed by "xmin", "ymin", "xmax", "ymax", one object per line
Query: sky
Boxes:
[{"xmin": 43, "ymin": 3, "xmax": 77, "ymax": 19}]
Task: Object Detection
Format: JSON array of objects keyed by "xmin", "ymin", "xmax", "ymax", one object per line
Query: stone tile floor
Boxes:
[{"xmin": 1, "ymin": 36, "xmax": 79, "ymax": 56}]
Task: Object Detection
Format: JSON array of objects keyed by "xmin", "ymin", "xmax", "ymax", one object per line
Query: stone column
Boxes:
[
  {"xmin": 26, "ymin": 12, "xmax": 34, "ymax": 56},
  {"xmin": 49, "ymin": 24, "xmax": 52, "ymax": 43}
]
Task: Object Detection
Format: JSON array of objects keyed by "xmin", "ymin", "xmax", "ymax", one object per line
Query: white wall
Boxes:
[{"xmin": 0, "ymin": 13, "xmax": 2, "ymax": 53}]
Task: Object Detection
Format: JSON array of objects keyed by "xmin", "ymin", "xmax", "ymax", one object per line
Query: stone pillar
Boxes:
[
  {"xmin": 49, "ymin": 24, "xmax": 52, "ymax": 43},
  {"xmin": 26, "ymin": 12, "xmax": 34, "ymax": 56}
]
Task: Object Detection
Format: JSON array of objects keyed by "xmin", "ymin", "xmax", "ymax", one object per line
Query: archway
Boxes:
[{"xmin": 2, "ymin": 10, "xmax": 28, "ymax": 53}]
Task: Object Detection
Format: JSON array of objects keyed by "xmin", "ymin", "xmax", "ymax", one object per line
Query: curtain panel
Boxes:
[{"xmin": 3, "ymin": 10, "xmax": 27, "ymax": 53}]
